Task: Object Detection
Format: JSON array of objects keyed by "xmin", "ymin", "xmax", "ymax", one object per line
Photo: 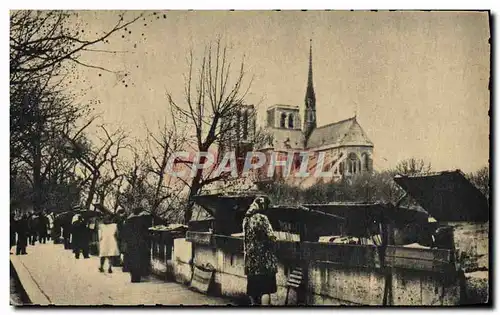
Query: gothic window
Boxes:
[
  {"xmin": 288, "ymin": 114, "xmax": 294, "ymax": 129},
  {"xmin": 280, "ymin": 112, "xmax": 287, "ymax": 128},
  {"xmin": 307, "ymin": 110, "xmax": 314, "ymax": 123},
  {"xmin": 347, "ymin": 153, "xmax": 360, "ymax": 174},
  {"xmin": 242, "ymin": 110, "xmax": 248, "ymax": 140},
  {"xmin": 294, "ymin": 153, "xmax": 302, "ymax": 170},
  {"xmin": 363, "ymin": 153, "xmax": 372, "ymax": 172},
  {"xmin": 236, "ymin": 110, "xmax": 241, "ymax": 138}
]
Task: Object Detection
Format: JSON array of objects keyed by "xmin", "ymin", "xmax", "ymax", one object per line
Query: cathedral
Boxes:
[
  {"xmin": 256, "ymin": 40, "xmax": 374, "ymax": 187},
  {"xmin": 219, "ymin": 40, "xmax": 374, "ymax": 188}
]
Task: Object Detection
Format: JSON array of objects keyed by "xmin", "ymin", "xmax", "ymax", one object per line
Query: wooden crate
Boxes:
[
  {"xmin": 385, "ymin": 246, "xmax": 454, "ymax": 273},
  {"xmin": 186, "ymin": 231, "xmax": 213, "ymax": 246},
  {"xmin": 302, "ymin": 242, "xmax": 379, "ymax": 268},
  {"xmin": 212, "ymin": 235, "xmax": 244, "ymax": 253}
]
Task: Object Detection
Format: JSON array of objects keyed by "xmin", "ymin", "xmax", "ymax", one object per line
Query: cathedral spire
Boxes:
[
  {"xmin": 303, "ymin": 38, "xmax": 317, "ymax": 144},
  {"xmin": 306, "ymin": 39, "xmax": 316, "ymax": 107}
]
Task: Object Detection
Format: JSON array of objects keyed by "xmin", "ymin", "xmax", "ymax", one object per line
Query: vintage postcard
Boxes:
[{"xmin": 9, "ymin": 10, "xmax": 490, "ymax": 306}]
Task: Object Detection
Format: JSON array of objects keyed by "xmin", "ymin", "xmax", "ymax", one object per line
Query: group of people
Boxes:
[
  {"xmin": 10, "ymin": 205, "xmax": 151, "ymax": 284},
  {"xmin": 90, "ymin": 207, "xmax": 151, "ymax": 283},
  {"xmin": 64, "ymin": 207, "xmax": 151, "ymax": 283},
  {"xmin": 10, "ymin": 197, "xmax": 277, "ymax": 302},
  {"xmin": 10, "ymin": 211, "xmax": 53, "ymax": 255}
]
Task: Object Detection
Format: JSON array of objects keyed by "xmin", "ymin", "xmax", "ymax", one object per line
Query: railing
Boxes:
[
  {"xmin": 184, "ymin": 231, "xmax": 455, "ymax": 273},
  {"xmin": 149, "ymin": 230, "xmax": 182, "ymax": 264}
]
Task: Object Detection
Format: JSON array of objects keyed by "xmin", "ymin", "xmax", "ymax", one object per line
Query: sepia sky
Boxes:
[{"xmin": 72, "ymin": 10, "xmax": 490, "ymax": 173}]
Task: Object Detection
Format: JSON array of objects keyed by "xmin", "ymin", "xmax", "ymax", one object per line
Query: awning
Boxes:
[
  {"xmin": 303, "ymin": 202, "xmax": 393, "ymax": 222},
  {"xmin": 267, "ymin": 205, "xmax": 345, "ymax": 222},
  {"xmin": 303, "ymin": 202, "xmax": 431, "ymax": 237},
  {"xmin": 192, "ymin": 193, "xmax": 261, "ymax": 218},
  {"xmin": 265, "ymin": 205, "xmax": 346, "ymax": 240},
  {"xmin": 394, "ymin": 170, "xmax": 489, "ymax": 222}
]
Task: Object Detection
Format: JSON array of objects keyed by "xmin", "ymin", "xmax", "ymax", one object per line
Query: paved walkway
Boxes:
[{"xmin": 10, "ymin": 241, "xmax": 234, "ymax": 306}]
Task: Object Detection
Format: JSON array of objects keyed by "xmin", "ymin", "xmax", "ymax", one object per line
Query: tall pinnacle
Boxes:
[
  {"xmin": 303, "ymin": 38, "xmax": 317, "ymax": 145},
  {"xmin": 305, "ymin": 38, "xmax": 316, "ymax": 108}
]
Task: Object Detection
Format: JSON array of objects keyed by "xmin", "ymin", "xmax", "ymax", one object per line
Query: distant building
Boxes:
[
  {"xmin": 218, "ymin": 104, "xmax": 256, "ymax": 170},
  {"xmin": 258, "ymin": 40, "xmax": 374, "ymax": 187}
]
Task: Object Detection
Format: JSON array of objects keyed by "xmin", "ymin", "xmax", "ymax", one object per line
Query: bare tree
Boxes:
[
  {"xmin": 10, "ymin": 10, "xmax": 141, "ymax": 212},
  {"xmin": 467, "ymin": 166, "xmax": 489, "ymax": 200},
  {"xmin": 394, "ymin": 158, "xmax": 432, "ymax": 176},
  {"xmin": 10, "ymin": 78, "xmax": 91, "ymax": 212},
  {"xmin": 145, "ymin": 118, "xmax": 187, "ymax": 219},
  {"xmin": 66, "ymin": 125, "xmax": 127, "ymax": 210},
  {"xmin": 168, "ymin": 38, "xmax": 270, "ymax": 223},
  {"xmin": 115, "ymin": 146, "xmax": 149, "ymax": 212},
  {"xmin": 10, "ymin": 10, "xmax": 141, "ymax": 86}
]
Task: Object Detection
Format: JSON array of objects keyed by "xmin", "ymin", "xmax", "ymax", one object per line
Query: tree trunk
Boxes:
[
  {"xmin": 32, "ymin": 99, "xmax": 42, "ymax": 213},
  {"xmin": 184, "ymin": 180, "xmax": 201, "ymax": 224},
  {"xmin": 85, "ymin": 174, "xmax": 99, "ymax": 210}
]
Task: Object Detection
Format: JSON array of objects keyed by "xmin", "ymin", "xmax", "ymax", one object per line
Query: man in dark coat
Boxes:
[
  {"xmin": 10, "ymin": 212, "xmax": 16, "ymax": 253},
  {"xmin": 37, "ymin": 212, "xmax": 49, "ymax": 244},
  {"xmin": 123, "ymin": 206, "xmax": 152, "ymax": 283},
  {"xmin": 52, "ymin": 215, "xmax": 62, "ymax": 243},
  {"xmin": 28, "ymin": 213, "xmax": 38, "ymax": 246},
  {"xmin": 72, "ymin": 215, "xmax": 91, "ymax": 259},
  {"xmin": 16, "ymin": 214, "xmax": 29, "ymax": 255},
  {"xmin": 115, "ymin": 210, "xmax": 128, "ymax": 271},
  {"xmin": 62, "ymin": 220, "xmax": 72, "ymax": 249}
]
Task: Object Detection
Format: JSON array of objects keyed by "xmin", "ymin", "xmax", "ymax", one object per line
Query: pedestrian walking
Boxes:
[
  {"xmin": 243, "ymin": 196, "xmax": 278, "ymax": 306},
  {"xmin": 10, "ymin": 212, "xmax": 16, "ymax": 254},
  {"xmin": 38, "ymin": 212, "xmax": 49, "ymax": 244},
  {"xmin": 123, "ymin": 202, "xmax": 152, "ymax": 283},
  {"xmin": 98, "ymin": 214, "xmax": 120, "ymax": 273},
  {"xmin": 28, "ymin": 213, "xmax": 38, "ymax": 246},
  {"xmin": 116, "ymin": 209, "xmax": 127, "ymax": 270},
  {"xmin": 16, "ymin": 214, "xmax": 29, "ymax": 255},
  {"xmin": 72, "ymin": 215, "xmax": 90, "ymax": 259},
  {"xmin": 46, "ymin": 212, "xmax": 54, "ymax": 241}
]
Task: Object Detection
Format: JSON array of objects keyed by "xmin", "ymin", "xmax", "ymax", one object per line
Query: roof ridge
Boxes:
[
  {"xmin": 267, "ymin": 127, "xmax": 303, "ymax": 132},
  {"xmin": 394, "ymin": 169, "xmax": 464, "ymax": 178},
  {"xmin": 267, "ymin": 104, "xmax": 300, "ymax": 110},
  {"xmin": 314, "ymin": 116, "xmax": 355, "ymax": 131}
]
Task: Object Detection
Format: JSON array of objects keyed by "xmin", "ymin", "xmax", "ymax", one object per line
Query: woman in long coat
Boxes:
[
  {"xmin": 243, "ymin": 196, "xmax": 278, "ymax": 306},
  {"xmin": 98, "ymin": 215, "xmax": 120, "ymax": 273}
]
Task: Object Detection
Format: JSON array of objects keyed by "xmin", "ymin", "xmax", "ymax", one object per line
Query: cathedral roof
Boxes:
[
  {"xmin": 306, "ymin": 116, "xmax": 373, "ymax": 149},
  {"xmin": 268, "ymin": 104, "xmax": 300, "ymax": 111},
  {"xmin": 263, "ymin": 127, "xmax": 305, "ymax": 150}
]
